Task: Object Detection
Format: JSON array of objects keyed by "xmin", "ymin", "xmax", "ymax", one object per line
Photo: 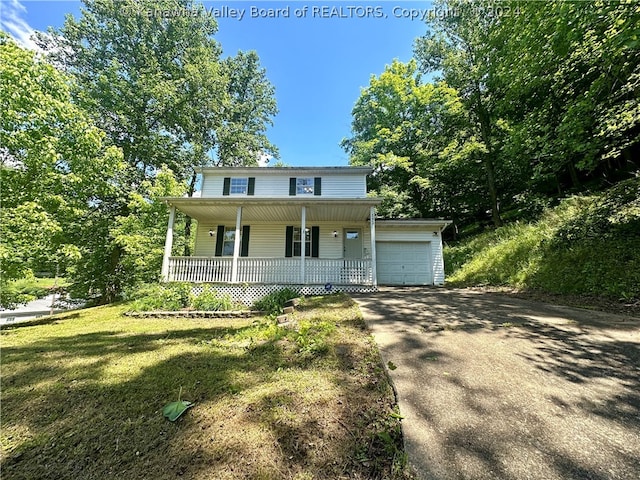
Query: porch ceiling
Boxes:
[{"xmin": 162, "ymin": 197, "xmax": 382, "ymax": 223}]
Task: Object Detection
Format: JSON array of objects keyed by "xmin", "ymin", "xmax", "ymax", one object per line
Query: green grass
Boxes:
[
  {"xmin": 445, "ymin": 178, "xmax": 640, "ymax": 300},
  {"xmin": 1, "ymin": 294, "xmax": 410, "ymax": 479},
  {"xmin": 1, "ymin": 276, "xmax": 68, "ymax": 307}
]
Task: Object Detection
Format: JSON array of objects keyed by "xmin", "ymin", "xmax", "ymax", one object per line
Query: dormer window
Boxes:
[{"xmin": 223, "ymin": 177, "xmax": 255, "ymax": 196}]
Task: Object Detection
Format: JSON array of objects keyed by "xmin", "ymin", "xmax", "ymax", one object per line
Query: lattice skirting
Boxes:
[{"xmin": 190, "ymin": 283, "xmax": 378, "ymax": 305}]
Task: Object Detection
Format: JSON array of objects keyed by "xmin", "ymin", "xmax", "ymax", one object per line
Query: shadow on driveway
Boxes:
[{"xmin": 354, "ymin": 287, "xmax": 640, "ymax": 480}]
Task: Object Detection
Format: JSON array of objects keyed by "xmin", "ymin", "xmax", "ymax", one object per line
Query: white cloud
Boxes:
[
  {"xmin": 1, "ymin": 0, "xmax": 40, "ymax": 51},
  {"xmin": 258, "ymin": 153, "xmax": 272, "ymax": 167}
]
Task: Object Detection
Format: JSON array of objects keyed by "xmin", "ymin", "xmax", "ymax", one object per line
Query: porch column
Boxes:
[
  {"xmin": 370, "ymin": 206, "xmax": 377, "ymax": 286},
  {"xmin": 161, "ymin": 205, "xmax": 176, "ymax": 281},
  {"xmin": 231, "ymin": 206, "xmax": 242, "ymax": 283},
  {"xmin": 300, "ymin": 205, "xmax": 306, "ymax": 284}
]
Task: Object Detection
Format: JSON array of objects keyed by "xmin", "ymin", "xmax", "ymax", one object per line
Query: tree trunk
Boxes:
[
  {"xmin": 183, "ymin": 217, "xmax": 192, "ymax": 257},
  {"xmin": 474, "ymin": 92, "xmax": 502, "ymax": 227},
  {"xmin": 483, "ymin": 154, "xmax": 502, "ymax": 227},
  {"xmin": 567, "ymin": 160, "xmax": 581, "ymax": 189},
  {"xmin": 556, "ymin": 175, "xmax": 563, "ymax": 196},
  {"xmin": 100, "ymin": 245, "xmax": 124, "ymax": 305}
]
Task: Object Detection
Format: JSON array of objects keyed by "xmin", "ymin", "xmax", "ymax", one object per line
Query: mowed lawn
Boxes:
[{"xmin": 1, "ymin": 294, "xmax": 408, "ymax": 479}]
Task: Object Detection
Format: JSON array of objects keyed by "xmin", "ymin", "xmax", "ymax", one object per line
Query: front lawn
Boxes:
[{"xmin": 1, "ymin": 294, "xmax": 409, "ymax": 479}]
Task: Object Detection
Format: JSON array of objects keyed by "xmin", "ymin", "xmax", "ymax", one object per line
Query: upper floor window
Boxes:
[
  {"xmin": 289, "ymin": 177, "xmax": 321, "ymax": 196},
  {"xmin": 297, "ymin": 177, "xmax": 314, "ymax": 195},
  {"xmin": 223, "ymin": 177, "xmax": 255, "ymax": 196},
  {"xmin": 230, "ymin": 178, "xmax": 248, "ymax": 195}
]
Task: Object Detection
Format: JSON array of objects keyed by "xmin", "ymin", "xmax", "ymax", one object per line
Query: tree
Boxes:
[
  {"xmin": 39, "ymin": 0, "xmax": 221, "ymax": 181},
  {"xmin": 346, "ymin": 1, "xmax": 639, "ymax": 238},
  {"xmin": 178, "ymin": 48, "xmax": 278, "ymax": 254},
  {"xmin": 101, "ymin": 168, "xmax": 187, "ymax": 295},
  {"xmin": 492, "ymin": 0, "xmax": 640, "ymax": 192},
  {"xmin": 218, "ymin": 51, "xmax": 279, "ymax": 166},
  {"xmin": 34, "ymin": 0, "xmax": 278, "ymax": 299},
  {"xmin": 343, "ymin": 59, "xmax": 485, "ymax": 227},
  {"xmin": 0, "ymin": 34, "xmax": 123, "ymax": 306},
  {"xmin": 414, "ymin": 0, "xmax": 505, "ymax": 226},
  {"xmin": 39, "ymin": 0, "xmax": 279, "ymax": 176}
]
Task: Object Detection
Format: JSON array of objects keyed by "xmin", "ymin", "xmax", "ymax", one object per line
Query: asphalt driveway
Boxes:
[{"xmin": 354, "ymin": 287, "xmax": 640, "ymax": 480}]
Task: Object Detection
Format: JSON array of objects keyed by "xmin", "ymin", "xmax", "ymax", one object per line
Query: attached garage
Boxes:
[
  {"xmin": 374, "ymin": 219, "xmax": 451, "ymax": 286},
  {"xmin": 376, "ymin": 242, "xmax": 432, "ymax": 285}
]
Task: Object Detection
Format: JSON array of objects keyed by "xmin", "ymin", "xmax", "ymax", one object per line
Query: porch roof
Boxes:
[{"xmin": 162, "ymin": 197, "xmax": 382, "ymax": 222}]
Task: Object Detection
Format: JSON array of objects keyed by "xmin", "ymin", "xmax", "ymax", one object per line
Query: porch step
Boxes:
[{"xmin": 284, "ymin": 298, "xmax": 301, "ymax": 308}]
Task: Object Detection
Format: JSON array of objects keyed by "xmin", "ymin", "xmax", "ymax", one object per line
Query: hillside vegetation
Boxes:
[{"xmin": 444, "ymin": 178, "xmax": 640, "ymax": 302}]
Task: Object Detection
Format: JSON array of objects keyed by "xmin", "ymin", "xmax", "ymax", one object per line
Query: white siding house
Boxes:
[{"xmin": 161, "ymin": 167, "xmax": 450, "ymax": 295}]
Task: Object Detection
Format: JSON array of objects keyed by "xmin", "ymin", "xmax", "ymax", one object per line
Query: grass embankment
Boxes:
[
  {"xmin": 1, "ymin": 294, "xmax": 409, "ymax": 479},
  {"xmin": 445, "ymin": 178, "xmax": 640, "ymax": 305}
]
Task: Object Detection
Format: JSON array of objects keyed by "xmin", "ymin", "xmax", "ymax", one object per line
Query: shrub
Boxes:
[
  {"xmin": 126, "ymin": 283, "xmax": 239, "ymax": 312},
  {"xmin": 127, "ymin": 282, "xmax": 192, "ymax": 312},
  {"xmin": 253, "ymin": 287, "xmax": 300, "ymax": 315},
  {"xmin": 190, "ymin": 286, "xmax": 234, "ymax": 311}
]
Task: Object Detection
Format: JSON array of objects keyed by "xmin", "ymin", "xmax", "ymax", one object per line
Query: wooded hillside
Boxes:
[
  {"xmin": 345, "ymin": 0, "xmax": 639, "ymax": 234},
  {"xmin": 344, "ymin": 0, "xmax": 639, "ymax": 301}
]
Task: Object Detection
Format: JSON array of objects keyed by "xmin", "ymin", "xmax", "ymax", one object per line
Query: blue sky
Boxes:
[{"xmin": 1, "ymin": 0, "xmax": 433, "ymax": 166}]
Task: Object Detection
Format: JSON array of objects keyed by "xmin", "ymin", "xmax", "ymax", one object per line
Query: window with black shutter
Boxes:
[
  {"xmin": 223, "ymin": 177, "xmax": 251, "ymax": 195},
  {"xmin": 214, "ymin": 226, "xmax": 249, "ymax": 256},
  {"xmin": 285, "ymin": 226, "xmax": 319, "ymax": 257}
]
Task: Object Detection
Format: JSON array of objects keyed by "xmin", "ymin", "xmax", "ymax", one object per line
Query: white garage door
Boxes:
[{"xmin": 376, "ymin": 242, "xmax": 433, "ymax": 285}]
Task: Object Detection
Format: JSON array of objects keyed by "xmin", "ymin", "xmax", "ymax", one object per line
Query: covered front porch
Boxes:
[
  {"xmin": 160, "ymin": 197, "xmax": 381, "ymax": 287},
  {"xmin": 166, "ymin": 257, "xmax": 373, "ymax": 284}
]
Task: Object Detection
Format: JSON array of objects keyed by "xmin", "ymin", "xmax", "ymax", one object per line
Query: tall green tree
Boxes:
[
  {"xmin": 106, "ymin": 167, "xmax": 187, "ymax": 294},
  {"xmin": 218, "ymin": 51, "xmax": 278, "ymax": 166},
  {"xmin": 39, "ymin": 0, "xmax": 219, "ymax": 182},
  {"xmin": 0, "ymin": 34, "xmax": 123, "ymax": 306},
  {"xmin": 493, "ymin": 0, "xmax": 640, "ymax": 192},
  {"xmin": 34, "ymin": 0, "xmax": 278, "ymax": 299},
  {"xmin": 39, "ymin": 0, "xmax": 279, "ymax": 178},
  {"xmin": 347, "ymin": 1, "xmax": 639, "ymax": 237},
  {"xmin": 343, "ymin": 60, "xmax": 485, "ymax": 227},
  {"xmin": 178, "ymin": 49, "xmax": 278, "ymax": 254},
  {"xmin": 414, "ymin": 0, "xmax": 506, "ymax": 226}
]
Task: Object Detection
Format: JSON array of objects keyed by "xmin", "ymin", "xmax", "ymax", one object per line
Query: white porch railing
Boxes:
[
  {"xmin": 168, "ymin": 257, "xmax": 233, "ymax": 283},
  {"xmin": 304, "ymin": 259, "xmax": 373, "ymax": 285},
  {"xmin": 167, "ymin": 257, "xmax": 373, "ymax": 285}
]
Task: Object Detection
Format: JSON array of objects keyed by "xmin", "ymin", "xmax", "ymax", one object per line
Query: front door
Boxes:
[{"xmin": 343, "ymin": 228, "xmax": 362, "ymax": 259}]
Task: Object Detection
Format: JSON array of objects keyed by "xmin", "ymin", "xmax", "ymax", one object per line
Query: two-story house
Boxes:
[{"xmin": 160, "ymin": 166, "xmax": 450, "ymax": 300}]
